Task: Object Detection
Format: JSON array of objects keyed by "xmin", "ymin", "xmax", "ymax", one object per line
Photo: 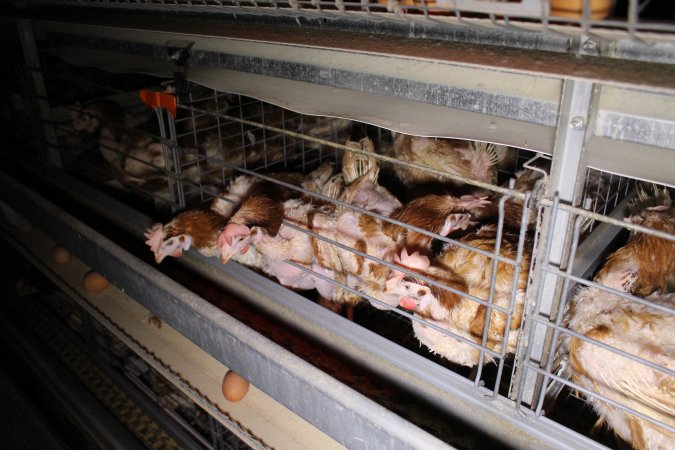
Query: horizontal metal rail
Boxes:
[
  {"xmin": 540, "ymin": 197, "xmax": 675, "ymax": 242},
  {"xmin": 523, "ymin": 364, "xmax": 675, "ymax": 436},
  {"xmin": 13, "ymin": 0, "xmax": 675, "ymax": 42}
]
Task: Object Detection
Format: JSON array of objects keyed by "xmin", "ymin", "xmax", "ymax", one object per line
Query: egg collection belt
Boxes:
[{"xmin": 11, "ymin": 294, "xmax": 183, "ymax": 449}]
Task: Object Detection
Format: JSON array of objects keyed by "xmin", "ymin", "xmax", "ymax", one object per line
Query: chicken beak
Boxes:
[
  {"xmin": 219, "ymin": 244, "xmax": 238, "ymax": 264},
  {"xmin": 220, "ymin": 248, "xmax": 232, "ymax": 264}
]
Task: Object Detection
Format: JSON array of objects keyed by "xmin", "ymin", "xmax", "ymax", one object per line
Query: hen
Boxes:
[
  {"xmin": 593, "ymin": 185, "xmax": 675, "ymax": 296},
  {"xmin": 385, "ymin": 249, "xmax": 494, "ymax": 367},
  {"xmin": 559, "ymin": 186, "xmax": 675, "ymax": 449},
  {"xmin": 145, "ymin": 168, "xmax": 318, "ymax": 264},
  {"xmin": 379, "ymin": 133, "xmax": 507, "ymax": 196},
  {"xmin": 384, "ymin": 193, "xmax": 490, "ymax": 255},
  {"xmin": 390, "ymin": 224, "xmax": 531, "ymax": 367},
  {"xmin": 564, "ymin": 274, "xmax": 674, "ymax": 450}
]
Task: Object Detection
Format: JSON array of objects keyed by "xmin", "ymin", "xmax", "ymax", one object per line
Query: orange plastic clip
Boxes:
[{"xmin": 139, "ymin": 89, "xmax": 177, "ymax": 118}]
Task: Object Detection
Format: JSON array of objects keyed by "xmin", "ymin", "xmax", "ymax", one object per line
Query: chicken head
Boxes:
[
  {"xmin": 69, "ymin": 102, "xmax": 101, "ymax": 134},
  {"xmin": 144, "ymin": 223, "xmax": 193, "ymax": 263},
  {"xmin": 217, "ymin": 223, "xmax": 262, "ymax": 263},
  {"xmin": 439, "ymin": 195, "xmax": 491, "ymax": 236},
  {"xmin": 385, "ymin": 249, "xmax": 434, "ymax": 310}
]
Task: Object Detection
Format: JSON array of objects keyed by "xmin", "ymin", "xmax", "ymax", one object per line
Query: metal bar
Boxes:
[
  {"xmin": 513, "ymin": 79, "xmax": 595, "ymax": 408},
  {"xmin": 533, "ymin": 213, "xmax": 585, "ymax": 416},
  {"xmin": 17, "ymin": 19, "xmax": 63, "ymax": 167},
  {"xmin": 473, "ymin": 193, "xmax": 508, "ymax": 390}
]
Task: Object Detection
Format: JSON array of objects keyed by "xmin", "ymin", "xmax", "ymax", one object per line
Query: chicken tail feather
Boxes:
[
  {"xmin": 342, "ymin": 138, "xmax": 379, "ymax": 184},
  {"xmin": 471, "ymin": 141, "xmax": 508, "ymax": 167},
  {"xmin": 628, "ymin": 183, "xmax": 672, "ymax": 217}
]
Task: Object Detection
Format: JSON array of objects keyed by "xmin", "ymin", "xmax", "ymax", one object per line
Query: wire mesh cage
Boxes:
[
  {"xmin": 4, "ymin": 14, "xmax": 675, "ymax": 449},
  {"xmin": 12, "ymin": 0, "xmax": 675, "ymax": 64},
  {"xmin": 516, "ymin": 185, "xmax": 674, "ymax": 449}
]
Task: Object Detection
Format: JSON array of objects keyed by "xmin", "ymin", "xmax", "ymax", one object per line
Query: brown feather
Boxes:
[
  {"xmin": 165, "ymin": 209, "xmax": 228, "ymax": 250},
  {"xmin": 224, "ymin": 174, "xmax": 309, "ymax": 236},
  {"xmin": 594, "ymin": 196, "xmax": 675, "ymax": 295},
  {"xmin": 469, "ymin": 305, "xmax": 488, "ymax": 338},
  {"xmin": 229, "ymin": 194, "xmax": 285, "ymax": 236},
  {"xmin": 385, "ymin": 195, "xmax": 470, "ymax": 254}
]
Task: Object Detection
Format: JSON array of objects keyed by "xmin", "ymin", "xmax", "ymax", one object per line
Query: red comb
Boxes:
[
  {"xmin": 396, "ymin": 248, "xmax": 431, "ymax": 271},
  {"xmin": 144, "ymin": 223, "xmax": 164, "ymax": 254}
]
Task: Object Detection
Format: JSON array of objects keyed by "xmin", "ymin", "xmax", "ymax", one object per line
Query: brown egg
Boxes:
[
  {"xmin": 550, "ymin": 0, "xmax": 612, "ymax": 19},
  {"xmin": 82, "ymin": 270, "xmax": 110, "ymax": 292},
  {"xmin": 52, "ymin": 246, "xmax": 72, "ymax": 264},
  {"xmin": 222, "ymin": 370, "xmax": 249, "ymax": 402}
]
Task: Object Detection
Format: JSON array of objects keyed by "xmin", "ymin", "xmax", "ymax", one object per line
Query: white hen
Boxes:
[{"xmin": 565, "ymin": 275, "xmax": 674, "ymax": 450}]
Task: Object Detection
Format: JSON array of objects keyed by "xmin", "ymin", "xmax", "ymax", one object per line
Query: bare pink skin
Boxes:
[
  {"xmin": 399, "ymin": 296, "xmax": 417, "ymax": 310},
  {"xmin": 217, "ymin": 223, "xmax": 254, "ymax": 263}
]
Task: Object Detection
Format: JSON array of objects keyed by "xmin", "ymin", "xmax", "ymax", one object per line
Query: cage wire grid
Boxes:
[
  {"xmin": 516, "ymin": 196, "xmax": 675, "ymax": 439},
  {"xmin": 35, "ymin": 65, "xmax": 540, "ymax": 392},
  {"xmin": 12, "ymin": 0, "xmax": 675, "ymax": 64},
  {"xmin": 14, "ymin": 52, "xmax": 675, "ymax": 449}
]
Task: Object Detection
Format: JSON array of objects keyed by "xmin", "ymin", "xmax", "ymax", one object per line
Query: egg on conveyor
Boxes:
[
  {"xmin": 52, "ymin": 246, "xmax": 72, "ymax": 264},
  {"xmin": 82, "ymin": 270, "xmax": 110, "ymax": 292},
  {"xmin": 222, "ymin": 370, "xmax": 250, "ymax": 402}
]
